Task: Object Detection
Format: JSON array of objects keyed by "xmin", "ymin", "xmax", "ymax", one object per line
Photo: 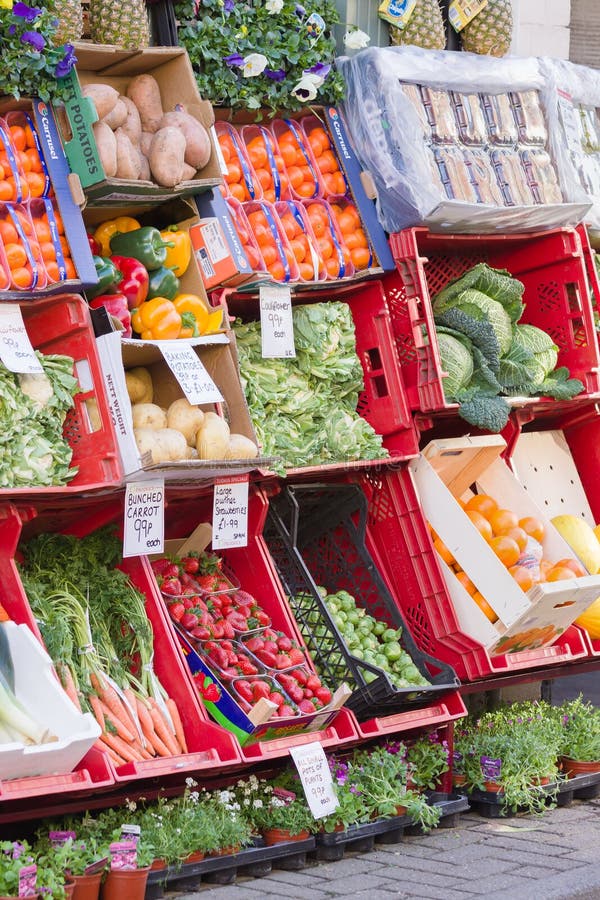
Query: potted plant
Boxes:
[
  {"xmin": 201, "ymin": 789, "xmax": 253, "ymax": 855},
  {"xmin": 0, "ymin": 840, "xmax": 68, "ymax": 899},
  {"xmin": 405, "ymin": 734, "xmax": 450, "ymax": 793},
  {"xmin": 250, "ymin": 787, "xmax": 315, "ymax": 845},
  {"xmin": 555, "ymin": 696, "xmax": 600, "ymax": 776},
  {"xmin": 319, "ymin": 757, "xmax": 370, "ymax": 834},
  {"xmin": 34, "ymin": 836, "xmax": 107, "ymax": 900},
  {"xmin": 99, "ymin": 838, "xmax": 152, "ymax": 900}
]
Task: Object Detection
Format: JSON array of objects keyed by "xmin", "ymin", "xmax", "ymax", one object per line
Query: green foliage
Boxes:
[
  {"xmin": 174, "ymin": 0, "xmax": 344, "ymax": 113},
  {"xmin": 433, "ymin": 262, "xmax": 525, "ymax": 324},
  {"xmin": 554, "ymin": 696, "xmax": 600, "ymax": 761}
]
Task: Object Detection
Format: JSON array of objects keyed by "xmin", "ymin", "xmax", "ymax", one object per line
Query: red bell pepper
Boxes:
[
  {"xmin": 110, "ymin": 255, "xmax": 149, "ymax": 310},
  {"xmin": 89, "ymin": 293, "xmax": 132, "ymax": 338},
  {"xmin": 87, "ymin": 232, "xmax": 101, "ymax": 255}
]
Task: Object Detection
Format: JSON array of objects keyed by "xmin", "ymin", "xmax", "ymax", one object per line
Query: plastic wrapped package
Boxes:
[
  {"xmin": 579, "ymin": 107, "xmax": 600, "ymax": 152},
  {"xmin": 520, "ymin": 149, "xmax": 563, "ymax": 204},
  {"xmin": 451, "ymin": 92, "xmax": 488, "ymax": 145},
  {"xmin": 433, "ymin": 147, "xmax": 478, "ymax": 203},
  {"xmin": 579, "ymin": 153, "xmax": 600, "ymax": 196},
  {"xmin": 399, "ymin": 83, "xmax": 430, "ymax": 136},
  {"xmin": 490, "ymin": 149, "xmax": 536, "ymax": 206},
  {"xmin": 481, "ymin": 93, "xmax": 518, "ymax": 144},
  {"xmin": 420, "ymin": 87, "xmax": 460, "ymax": 143},
  {"xmin": 510, "ymin": 90, "xmax": 548, "ymax": 145},
  {"xmin": 465, "ymin": 149, "xmax": 505, "ymax": 205}
]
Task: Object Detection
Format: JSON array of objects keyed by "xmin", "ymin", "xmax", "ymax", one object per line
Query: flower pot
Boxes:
[
  {"xmin": 530, "ymin": 776, "xmax": 551, "ymax": 786},
  {"xmin": 262, "ymin": 828, "xmax": 310, "ymax": 846},
  {"xmin": 484, "ymin": 780, "xmax": 504, "ymax": 794},
  {"xmin": 208, "ymin": 845, "xmax": 240, "ymax": 857},
  {"xmin": 150, "ymin": 858, "xmax": 167, "ymax": 871},
  {"xmin": 65, "ymin": 882, "xmax": 75, "ymax": 900},
  {"xmin": 452, "ymin": 775, "xmax": 467, "ymax": 787},
  {"xmin": 394, "ymin": 804, "xmax": 408, "ymax": 816},
  {"xmin": 100, "ymin": 867, "xmax": 150, "ymax": 900},
  {"xmin": 184, "ymin": 850, "xmax": 205, "ymax": 863},
  {"xmin": 70, "ymin": 872, "xmax": 103, "ymax": 900},
  {"xmin": 561, "ymin": 756, "xmax": 600, "ymax": 778}
]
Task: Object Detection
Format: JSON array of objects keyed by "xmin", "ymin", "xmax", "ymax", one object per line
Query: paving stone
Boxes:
[
  {"xmin": 315, "ymin": 872, "xmax": 399, "ymax": 895},
  {"xmin": 381, "ymin": 866, "xmax": 471, "ymax": 888}
]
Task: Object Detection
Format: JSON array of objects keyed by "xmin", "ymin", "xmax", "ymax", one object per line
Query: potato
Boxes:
[
  {"xmin": 132, "ymin": 403, "xmax": 167, "ymax": 429},
  {"xmin": 155, "ymin": 428, "xmax": 190, "ymax": 461},
  {"xmin": 138, "ymin": 149, "xmax": 151, "ymax": 181},
  {"xmin": 82, "ymin": 83, "xmax": 120, "ymax": 120},
  {"xmin": 101, "ymin": 98, "xmax": 128, "ymax": 130},
  {"xmin": 125, "ymin": 367, "xmax": 153, "ymax": 404},
  {"xmin": 166, "ymin": 398, "xmax": 205, "ymax": 446},
  {"xmin": 149, "ymin": 126, "xmax": 186, "ymax": 187},
  {"xmin": 158, "ymin": 110, "xmax": 212, "ymax": 170},
  {"xmin": 181, "ymin": 163, "xmax": 197, "ymax": 181},
  {"xmin": 119, "ymin": 96, "xmax": 143, "ymax": 146},
  {"xmin": 140, "ymin": 131, "xmax": 154, "ymax": 157},
  {"xmin": 115, "ymin": 128, "xmax": 142, "ymax": 180},
  {"xmin": 92, "ymin": 121, "xmax": 117, "ymax": 177},
  {"xmin": 127, "ymin": 74, "xmax": 163, "ymax": 133}
]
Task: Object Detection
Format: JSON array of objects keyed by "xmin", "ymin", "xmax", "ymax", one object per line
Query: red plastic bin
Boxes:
[
  {"xmin": 224, "ymin": 279, "xmax": 419, "ymax": 467},
  {"xmin": 2, "ymin": 294, "xmax": 122, "ymax": 497},
  {"xmin": 349, "ymin": 689, "xmax": 466, "ymax": 743},
  {"xmin": 352, "ymin": 466, "xmax": 590, "ymax": 683},
  {"xmin": 387, "ymin": 226, "xmax": 600, "ymax": 414},
  {"xmin": 159, "ymin": 486, "xmax": 359, "ymax": 762}
]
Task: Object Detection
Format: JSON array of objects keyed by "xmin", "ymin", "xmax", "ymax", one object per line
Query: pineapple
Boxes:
[
  {"xmin": 47, "ymin": 0, "xmax": 83, "ymax": 44},
  {"xmin": 389, "ymin": 0, "xmax": 445, "ymax": 51},
  {"xmin": 461, "ymin": 0, "xmax": 513, "ymax": 57},
  {"xmin": 89, "ymin": 0, "xmax": 150, "ymax": 49}
]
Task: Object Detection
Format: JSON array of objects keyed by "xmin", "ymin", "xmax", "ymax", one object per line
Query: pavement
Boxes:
[{"xmin": 174, "ymin": 797, "xmax": 600, "ymax": 900}]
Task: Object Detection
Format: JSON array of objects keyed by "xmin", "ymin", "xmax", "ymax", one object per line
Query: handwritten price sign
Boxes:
[
  {"xmin": 0, "ymin": 304, "xmax": 43, "ymax": 374},
  {"xmin": 123, "ymin": 480, "xmax": 165, "ymax": 557},
  {"xmin": 212, "ymin": 476, "xmax": 249, "ymax": 549},
  {"xmin": 260, "ymin": 284, "xmax": 295, "ymax": 359},
  {"xmin": 290, "ymin": 742, "xmax": 339, "ymax": 819},
  {"xmin": 161, "ymin": 343, "xmax": 223, "ymax": 405}
]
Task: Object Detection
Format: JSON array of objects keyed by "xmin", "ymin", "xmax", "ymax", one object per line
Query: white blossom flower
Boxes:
[
  {"xmin": 253, "ymin": 799, "xmax": 264, "ymax": 809},
  {"xmin": 271, "ymin": 797, "xmax": 286, "ymax": 808},
  {"xmin": 186, "ymin": 777, "xmax": 198, "ymax": 788},
  {"xmin": 265, "ymin": 0, "xmax": 283, "ymax": 12},
  {"xmin": 343, "ymin": 28, "xmax": 370, "ymax": 50},
  {"xmin": 125, "ymin": 800, "xmax": 137, "ymax": 812},
  {"xmin": 291, "ymin": 74, "xmax": 321, "ymax": 103},
  {"xmin": 190, "ymin": 791, "xmax": 199, "ymax": 803},
  {"xmin": 242, "ymin": 53, "xmax": 268, "ymax": 77}
]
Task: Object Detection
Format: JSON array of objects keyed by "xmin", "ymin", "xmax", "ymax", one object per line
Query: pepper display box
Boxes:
[
  {"xmin": 410, "ymin": 436, "xmax": 600, "ymax": 655},
  {"xmin": 55, "ymin": 46, "xmax": 222, "ymax": 205}
]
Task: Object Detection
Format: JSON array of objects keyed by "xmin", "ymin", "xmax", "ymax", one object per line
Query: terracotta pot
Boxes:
[
  {"xmin": 530, "ymin": 776, "xmax": 551, "ymax": 786},
  {"xmin": 452, "ymin": 774, "xmax": 467, "ymax": 787},
  {"xmin": 262, "ymin": 828, "xmax": 310, "ymax": 846},
  {"xmin": 561, "ymin": 756, "xmax": 600, "ymax": 778},
  {"xmin": 208, "ymin": 845, "xmax": 240, "ymax": 857},
  {"xmin": 65, "ymin": 883, "xmax": 75, "ymax": 900},
  {"xmin": 150, "ymin": 858, "xmax": 167, "ymax": 871},
  {"xmin": 483, "ymin": 780, "xmax": 504, "ymax": 794},
  {"xmin": 100, "ymin": 867, "xmax": 150, "ymax": 900},
  {"xmin": 184, "ymin": 850, "xmax": 205, "ymax": 863},
  {"xmin": 395, "ymin": 804, "xmax": 408, "ymax": 816},
  {"xmin": 70, "ymin": 872, "xmax": 103, "ymax": 900}
]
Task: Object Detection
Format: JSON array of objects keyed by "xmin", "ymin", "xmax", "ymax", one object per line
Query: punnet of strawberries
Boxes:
[
  {"xmin": 233, "ymin": 668, "xmax": 333, "ymax": 717},
  {"xmin": 243, "ymin": 628, "xmax": 306, "ymax": 670}
]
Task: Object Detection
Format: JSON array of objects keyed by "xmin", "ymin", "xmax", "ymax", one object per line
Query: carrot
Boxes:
[
  {"xmin": 90, "ymin": 672, "xmax": 136, "ymax": 732},
  {"xmin": 149, "ymin": 701, "xmax": 180, "ymax": 757},
  {"xmin": 166, "ymin": 697, "xmax": 187, "ymax": 754},
  {"xmin": 123, "ymin": 688, "xmax": 142, "ymax": 736},
  {"xmin": 104, "ymin": 745, "xmax": 127, "ymax": 767},
  {"xmin": 100, "ymin": 731, "xmax": 144, "ymax": 764},
  {"xmin": 139, "ymin": 716, "xmax": 171, "ymax": 758},
  {"xmin": 136, "ymin": 697, "xmax": 155, "ymax": 737},
  {"xmin": 0, "ymin": 603, "xmax": 9, "ymax": 622},
  {"xmin": 58, "ymin": 663, "xmax": 81, "ymax": 711},
  {"xmin": 88, "ymin": 694, "xmax": 105, "ymax": 732},
  {"xmin": 140, "ymin": 745, "xmax": 155, "ymax": 760},
  {"xmin": 100, "ymin": 699, "xmax": 136, "ymax": 743}
]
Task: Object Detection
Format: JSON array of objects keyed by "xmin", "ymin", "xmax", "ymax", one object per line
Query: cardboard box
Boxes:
[
  {"xmin": 56, "ymin": 46, "xmax": 222, "ymax": 206},
  {"xmin": 0, "ymin": 99, "xmax": 97, "ymax": 297},
  {"xmin": 410, "ymin": 435, "xmax": 600, "ymax": 655}
]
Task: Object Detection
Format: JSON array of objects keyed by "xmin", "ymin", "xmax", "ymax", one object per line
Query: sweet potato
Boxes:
[
  {"xmin": 149, "ymin": 126, "xmax": 186, "ymax": 187},
  {"xmin": 101, "ymin": 98, "xmax": 128, "ymax": 130},
  {"xmin": 126, "ymin": 75, "xmax": 163, "ymax": 133},
  {"xmin": 120, "ymin": 96, "xmax": 142, "ymax": 146},
  {"xmin": 181, "ymin": 163, "xmax": 197, "ymax": 180},
  {"xmin": 92, "ymin": 121, "xmax": 117, "ymax": 177},
  {"xmin": 140, "ymin": 131, "xmax": 154, "ymax": 157},
  {"xmin": 115, "ymin": 128, "xmax": 142, "ymax": 180},
  {"xmin": 138, "ymin": 149, "xmax": 151, "ymax": 181},
  {"xmin": 82, "ymin": 83, "xmax": 120, "ymax": 120},
  {"xmin": 158, "ymin": 109, "xmax": 212, "ymax": 169}
]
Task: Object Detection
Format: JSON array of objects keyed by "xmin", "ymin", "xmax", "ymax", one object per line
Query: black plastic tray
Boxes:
[
  {"xmin": 466, "ymin": 770, "xmax": 600, "ymax": 819},
  {"xmin": 404, "ymin": 791, "xmax": 471, "ymax": 834},
  {"xmin": 144, "ymin": 836, "xmax": 316, "ymax": 898},
  {"xmin": 313, "ymin": 812, "xmax": 412, "ymax": 861},
  {"xmin": 264, "ymin": 483, "xmax": 459, "ymax": 720}
]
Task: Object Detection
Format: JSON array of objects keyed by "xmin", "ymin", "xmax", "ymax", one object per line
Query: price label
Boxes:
[
  {"xmin": 290, "ymin": 742, "xmax": 339, "ymax": 820},
  {"xmin": 260, "ymin": 284, "xmax": 295, "ymax": 359},
  {"xmin": 123, "ymin": 480, "xmax": 165, "ymax": 558},
  {"xmin": 448, "ymin": 0, "xmax": 488, "ymax": 31},
  {"xmin": 212, "ymin": 476, "xmax": 249, "ymax": 549},
  {"xmin": 0, "ymin": 305, "xmax": 43, "ymax": 374},
  {"xmin": 161, "ymin": 343, "xmax": 223, "ymax": 405}
]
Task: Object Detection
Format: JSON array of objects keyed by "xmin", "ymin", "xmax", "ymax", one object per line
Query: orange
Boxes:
[
  {"xmin": 263, "ymin": 189, "xmax": 276, "ymax": 203},
  {"xmin": 489, "ymin": 535, "xmax": 521, "ymax": 568},
  {"xmin": 25, "ymin": 148, "xmax": 43, "ymax": 173},
  {"xmin": 465, "ymin": 494, "xmax": 498, "ymax": 518},
  {"xmin": 455, "ymin": 570, "xmax": 476, "ymax": 595},
  {"xmin": 267, "ymin": 260, "xmax": 285, "ymax": 281},
  {"xmin": 17, "ymin": 151, "xmax": 31, "ymax": 173},
  {"xmin": 325, "ymin": 257, "xmax": 341, "ymax": 278},
  {"xmin": 519, "ymin": 516, "xmax": 545, "ymax": 543},
  {"xmin": 53, "ymin": 211, "xmax": 64, "ymax": 235},
  {"xmin": 248, "ymin": 144, "xmax": 267, "ymax": 169},
  {"xmin": 539, "ymin": 559, "xmax": 553, "ymax": 581},
  {"xmin": 317, "ymin": 236, "xmax": 334, "ymax": 260},
  {"xmin": 343, "ymin": 231, "xmax": 360, "ymax": 251},
  {"xmin": 504, "ymin": 526, "xmax": 528, "ymax": 553},
  {"xmin": 308, "ymin": 214, "xmax": 326, "ymax": 238},
  {"xmin": 64, "ymin": 259, "xmax": 76, "ymax": 280},
  {"xmin": 0, "ymin": 220, "xmax": 18, "ymax": 243},
  {"xmin": 9, "ymin": 125, "xmax": 26, "ymax": 151},
  {"xmin": 289, "ymin": 238, "xmax": 306, "ymax": 263},
  {"xmin": 245, "ymin": 245, "xmax": 263, "ymax": 270},
  {"xmin": 279, "ymin": 143, "xmax": 297, "ymax": 168},
  {"xmin": 337, "ymin": 211, "xmax": 355, "ymax": 234},
  {"xmin": 351, "ymin": 247, "xmax": 371, "ymax": 270},
  {"xmin": 508, "ymin": 565, "xmax": 534, "ymax": 591},
  {"xmin": 466, "ymin": 510, "xmax": 493, "ymax": 542},
  {"xmin": 219, "ymin": 141, "xmax": 231, "ymax": 165},
  {"xmin": 33, "ymin": 220, "xmax": 51, "ymax": 242},
  {"xmin": 260, "ymin": 244, "xmax": 277, "ymax": 267},
  {"xmin": 296, "ymin": 181, "xmax": 317, "ymax": 198},
  {"xmin": 308, "ymin": 132, "xmax": 325, "ymax": 157},
  {"xmin": 11, "ymin": 265, "xmax": 32, "ymax": 288},
  {"xmin": 298, "ymin": 261, "xmax": 316, "ymax": 281},
  {"xmin": 472, "ymin": 592, "xmax": 498, "ymax": 623},
  {"xmin": 39, "ymin": 241, "xmax": 56, "ymax": 262},
  {"xmin": 255, "ymin": 167, "xmax": 272, "ymax": 191},
  {"xmin": 280, "ymin": 213, "xmax": 298, "ymax": 241},
  {"xmin": 44, "ymin": 260, "xmax": 60, "ymax": 282},
  {"xmin": 319, "ymin": 150, "xmax": 337, "ymax": 174},
  {"xmin": 0, "ymin": 181, "xmax": 13, "ymax": 201},
  {"xmin": 332, "ymin": 171, "xmax": 347, "ymax": 194},
  {"xmin": 489, "ymin": 508, "xmax": 519, "ymax": 536},
  {"xmin": 546, "ymin": 566, "xmax": 577, "ymax": 581},
  {"xmin": 286, "ymin": 166, "xmax": 303, "ymax": 190},
  {"xmin": 554, "ymin": 557, "xmax": 587, "ymax": 577},
  {"xmin": 0, "ymin": 263, "xmax": 7, "ymax": 287},
  {"xmin": 433, "ymin": 536, "xmax": 455, "ymax": 566},
  {"xmin": 228, "ymin": 182, "xmax": 247, "ymax": 202},
  {"xmin": 253, "ymin": 224, "xmax": 272, "ymax": 248},
  {"xmin": 4, "ymin": 243, "xmax": 27, "ymax": 270},
  {"xmin": 224, "ymin": 161, "xmax": 242, "ymax": 184}
]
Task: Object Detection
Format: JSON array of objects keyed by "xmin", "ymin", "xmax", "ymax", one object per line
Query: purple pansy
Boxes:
[
  {"xmin": 21, "ymin": 30, "xmax": 46, "ymax": 51},
  {"xmin": 265, "ymin": 67, "xmax": 286, "ymax": 81},
  {"xmin": 305, "ymin": 61, "xmax": 330, "ymax": 79},
  {"xmin": 12, "ymin": 2, "xmax": 42, "ymax": 21},
  {"xmin": 55, "ymin": 44, "xmax": 77, "ymax": 78},
  {"xmin": 223, "ymin": 0, "xmax": 235, "ymax": 13},
  {"xmin": 223, "ymin": 52, "xmax": 244, "ymax": 67}
]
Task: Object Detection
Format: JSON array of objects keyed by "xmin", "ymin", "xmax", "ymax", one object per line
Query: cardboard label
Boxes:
[
  {"xmin": 290, "ymin": 742, "xmax": 339, "ymax": 819},
  {"xmin": 449, "ymin": 0, "xmax": 488, "ymax": 30},
  {"xmin": 84, "ymin": 857, "xmax": 110, "ymax": 876},
  {"xmin": 120, "ymin": 824, "xmax": 141, "ymax": 845},
  {"xmin": 0, "ymin": 305, "xmax": 43, "ymax": 374},
  {"xmin": 160, "ymin": 342, "xmax": 224, "ymax": 405},
  {"xmin": 109, "ymin": 841, "xmax": 137, "ymax": 871},
  {"xmin": 49, "ymin": 831, "xmax": 76, "ymax": 846},
  {"xmin": 123, "ymin": 480, "xmax": 165, "ymax": 557},
  {"xmin": 212, "ymin": 476, "xmax": 249, "ymax": 549},
  {"xmin": 259, "ymin": 284, "xmax": 295, "ymax": 359},
  {"xmin": 378, "ymin": 0, "xmax": 417, "ymax": 28},
  {"xmin": 18, "ymin": 865, "xmax": 37, "ymax": 897}
]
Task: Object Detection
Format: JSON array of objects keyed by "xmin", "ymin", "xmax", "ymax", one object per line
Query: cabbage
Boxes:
[
  {"xmin": 437, "ymin": 332, "xmax": 474, "ymax": 400},
  {"xmin": 433, "ymin": 263, "xmax": 525, "ymax": 323},
  {"xmin": 435, "ymin": 289, "xmax": 513, "ymax": 356},
  {"xmin": 512, "ymin": 324, "xmax": 558, "ymax": 379}
]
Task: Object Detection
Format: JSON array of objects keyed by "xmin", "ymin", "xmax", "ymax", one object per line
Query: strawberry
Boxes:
[
  {"xmin": 181, "ymin": 554, "xmax": 200, "ymax": 574},
  {"xmin": 255, "ymin": 609, "xmax": 271, "ymax": 626},
  {"xmin": 191, "ymin": 626, "xmax": 211, "ymax": 641},
  {"xmin": 286, "ymin": 684, "xmax": 304, "ymax": 704},
  {"xmin": 288, "ymin": 648, "xmax": 305, "ymax": 666},
  {"xmin": 235, "ymin": 680, "xmax": 253, "ymax": 702},
  {"xmin": 196, "ymin": 574, "xmax": 219, "ymax": 592},
  {"xmin": 244, "ymin": 637, "xmax": 264, "ymax": 654},
  {"xmin": 277, "ymin": 635, "xmax": 292, "ymax": 652},
  {"xmin": 252, "ymin": 681, "xmax": 270, "ymax": 700},
  {"xmin": 202, "ymin": 683, "xmax": 221, "ymax": 702},
  {"xmin": 151, "ymin": 557, "xmax": 174, "ymax": 575},
  {"xmin": 180, "ymin": 612, "xmax": 199, "ymax": 630},
  {"xmin": 278, "ymin": 704, "xmax": 296, "ymax": 717},
  {"xmin": 168, "ymin": 602, "xmax": 185, "ymax": 622},
  {"xmin": 298, "ymin": 699, "xmax": 316, "ymax": 715},
  {"xmin": 315, "ymin": 686, "xmax": 332, "ymax": 704},
  {"xmin": 268, "ymin": 691, "xmax": 285, "ymax": 707},
  {"xmin": 291, "ymin": 668, "xmax": 307, "ymax": 685},
  {"xmin": 160, "ymin": 577, "xmax": 182, "ymax": 597},
  {"xmin": 306, "ymin": 675, "xmax": 322, "ymax": 691},
  {"xmin": 234, "ymin": 590, "xmax": 256, "ymax": 606},
  {"xmin": 256, "ymin": 649, "xmax": 278, "ymax": 668},
  {"xmin": 275, "ymin": 654, "xmax": 292, "ymax": 670}
]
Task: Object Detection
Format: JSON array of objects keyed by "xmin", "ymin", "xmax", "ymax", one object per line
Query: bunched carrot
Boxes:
[
  {"xmin": 58, "ymin": 663, "xmax": 81, "ymax": 711},
  {"xmin": 136, "ymin": 697, "xmax": 156, "ymax": 738},
  {"xmin": 149, "ymin": 700, "xmax": 180, "ymax": 756},
  {"xmin": 100, "ymin": 731, "xmax": 144, "ymax": 764},
  {"xmin": 90, "ymin": 672, "xmax": 137, "ymax": 733},
  {"xmin": 100, "ymin": 699, "xmax": 136, "ymax": 743},
  {"xmin": 166, "ymin": 697, "xmax": 187, "ymax": 754},
  {"xmin": 88, "ymin": 694, "xmax": 105, "ymax": 732}
]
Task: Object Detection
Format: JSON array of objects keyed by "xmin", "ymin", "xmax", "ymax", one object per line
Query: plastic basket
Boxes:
[
  {"xmin": 262, "ymin": 482, "xmax": 460, "ymax": 720},
  {"xmin": 2, "ymin": 294, "xmax": 122, "ymax": 497},
  {"xmin": 387, "ymin": 226, "xmax": 600, "ymax": 414},
  {"xmin": 357, "ymin": 466, "xmax": 590, "ymax": 683}
]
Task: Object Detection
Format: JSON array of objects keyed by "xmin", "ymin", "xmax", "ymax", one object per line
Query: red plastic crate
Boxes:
[
  {"xmin": 387, "ymin": 226, "xmax": 600, "ymax": 414},
  {"xmin": 349, "ymin": 689, "xmax": 466, "ymax": 742},
  {"xmin": 0, "ymin": 506, "xmax": 115, "ymax": 802},
  {"xmin": 352, "ymin": 467, "xmax": 590, "ymax": 683},
  {"xmin": 161, "ymin": 486, "xmax": 360, "ymax": 761},
  {"xmin": 564, "ymin": 412, "xmax": 600, "ymax": 523},
  {"xmin": 223, "ymin": 279, "xmax": 419, "ymax": 467},
  {"xmin": 3, "ymin": 294, "xmax": 122, "ymax": 497}
]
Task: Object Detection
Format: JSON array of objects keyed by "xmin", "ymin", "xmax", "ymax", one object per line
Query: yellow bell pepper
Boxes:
[
  {"xmin": 94, "ymin": 216, "xmax": 141, "ymax": 257},
  {"xmin": 131, "ymin": 297, "xmax": 182, "ymax": 341},
  {"xmin": 173, "ymin": 293, "xmax": 209, "ymax": 337},
  {"xmin": 160, "ymin": 226, "xmax": 192, "ymax": 278}
]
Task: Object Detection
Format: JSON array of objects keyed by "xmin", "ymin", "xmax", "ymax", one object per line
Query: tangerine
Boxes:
[
  {"xmin": 455, "ymin": 570, "xmax": 476, "ymax": 595},
  {"xmin": 351, "ymin": 247, "xmax": 371, "ymax": 270},
  {"xmin": 519, "ymin": 516, "xmax": 545, "ymax": 543},
  {"xmin": 279, "ymin": 143, "xmax": 297, "ymax": 168},
  {"xmin": 489, "ymin": 508, "xmax": 519, "ymax": 536},
  {"xmin": 489, "ymin": 535, "xmax": 521, "ymax": 568},
  {"xmin": 546, "ymin": 566, "xmax": 577, "ymax": 581},
  {"xmin": 554, "ymin": 557, "xmax": 587, "ymax": 577},
  {"xmin": 228, "ymin": 182, "xmax": 247, "ymax": 202},
  {"xmin": 504, "ymin": 526, "xmax": 528, "ymax": 553},
  {"xmin": 433, "ymin": 536, "xmax": 455, "ymax": 566},
  {"xmin": 466, "ymin": 510, "xmax": 493, "ymax": 542},
  {"xmin": 464, "ymin": 494, "xmax": 498, "ymax": 518},
  {"xmin": 472, "ymin": 592, "xmax": 498, "ymax": 623},
  {"xmin": 508, "ymin": 565, "xmax": 534, "ymax": 591}
]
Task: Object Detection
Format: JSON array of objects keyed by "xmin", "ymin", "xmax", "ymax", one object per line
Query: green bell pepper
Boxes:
[
  {"xmin": 86, "ymin": 256, "xmax": 122, "ymax": 300},
  {"xmin": 147, "ymin": 265, "xmax": 180, "ymax": 301},
  {"xmin": 109, "ymin": 226, "xmax": 174, "ymax": 271}
]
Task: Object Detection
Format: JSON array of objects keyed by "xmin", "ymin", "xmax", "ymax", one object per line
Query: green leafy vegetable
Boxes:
[
  {"xmin": 433, "ymin": 262, "xmax": 525, "ymax": 323},
  {"xmin": 512, "ymin": 324, "xmax": 559, "ymax": 382},
  {"xmin": 434, "ymin": 289, "xmax": 513, "ymax": 356},
  {"xmin": 436, "ymin": 331, "xmax": 474, "ymax": 399}
]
